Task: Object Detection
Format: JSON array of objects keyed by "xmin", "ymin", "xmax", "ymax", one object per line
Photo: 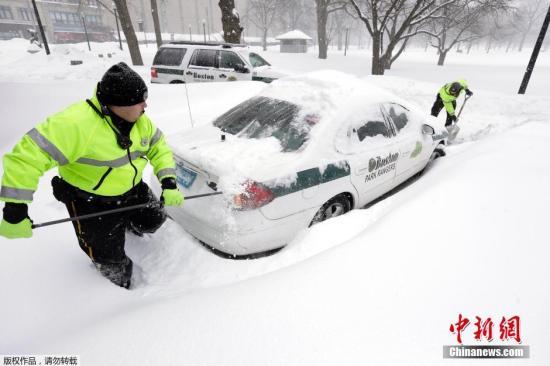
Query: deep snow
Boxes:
[{"xmin": 0, "ymin": 40, "xmax": 549, "ymax": 365}]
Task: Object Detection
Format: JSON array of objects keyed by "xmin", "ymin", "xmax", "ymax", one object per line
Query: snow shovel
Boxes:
[
  {"xmin": 31, "ymin": 191, "xmax": 223, "ymax": 229},
  {"xmin": 447, "ymin": 94, "xmax": 471, "ymax": 142}
]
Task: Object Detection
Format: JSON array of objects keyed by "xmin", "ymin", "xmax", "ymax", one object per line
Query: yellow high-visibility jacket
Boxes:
[
  {"xmin": 438, "ymin": 79, "xmax": 469, "ymax": 116},
  {"xmin": 0, "ymin": 93, "xmax": 176, "ymax": 203}
]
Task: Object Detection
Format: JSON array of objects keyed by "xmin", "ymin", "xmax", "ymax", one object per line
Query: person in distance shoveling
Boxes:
[
  {"xmin": 0, "ymin": 62, "xmax": 184, "ymax": 289},
  {"xmin": 431, "ymin": 79, "xmax": 473, "ymax": 129}
]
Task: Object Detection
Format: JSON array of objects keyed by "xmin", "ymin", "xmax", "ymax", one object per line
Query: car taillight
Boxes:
[
  {"xmin": 151, "ymin": 67, "xmax": 158, "ymax": 78},
  {"xmin": 233, "ymin": 181, "xmax": 274, "ymax": 210}
]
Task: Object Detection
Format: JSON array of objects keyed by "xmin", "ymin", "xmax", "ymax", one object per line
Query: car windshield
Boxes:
[
  {"xmin": 213, "ymin": 96, "xmax": 318, "ymax": 152},
  {"xmin": 248, "ymin": 52, "xmax": 270, "ymax": 67}
]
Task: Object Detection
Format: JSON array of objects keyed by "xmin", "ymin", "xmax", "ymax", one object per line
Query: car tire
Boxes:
[
  {"xmin": 170, "ymin": 80, "xmax": 184, "ymax": 84},
  {"xmin": 309, "ymin": 194, "xmax": 352, "ymax": 227},
  {"xmin": 429, "ymin": 145, "xmax": 445, "ymax": 163}
]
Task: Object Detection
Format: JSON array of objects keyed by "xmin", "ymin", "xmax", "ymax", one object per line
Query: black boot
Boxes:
[{"xmin": 94, "ymin": 256, "xmax": 133, "ymax": 289}]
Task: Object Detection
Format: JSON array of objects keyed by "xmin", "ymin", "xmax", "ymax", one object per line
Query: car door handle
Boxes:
[
  {"xmin": 185, "ymin": 71, "xmax": 193, "ymax": 75},
  {"xmin": 219, "ymin": 74, "xmax": 227, "ymax": 78}
]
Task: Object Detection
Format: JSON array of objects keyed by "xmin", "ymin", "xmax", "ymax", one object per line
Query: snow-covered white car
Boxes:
[
  {"xmin": 150, "ymin": 41, "xmax": 287, "ymax": 84},
  {"xmin": 154, "ymin": 71, "xmax": 447, "ymax": 257}
]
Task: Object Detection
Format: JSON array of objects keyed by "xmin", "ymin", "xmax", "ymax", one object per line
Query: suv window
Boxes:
[
  {"xmin": 249, "ymin": 52, "xmax": 270, "ymax": 67},
  {"xmin": 220, "ymin": 51, "xmax": 245, "ymax": 69},
  {"xmin": 153, "ymin": 47, "xmax": 186, "ymax": 66},
  {"xmin": 213, "ymin": 96, "xmax": 317, "ymax": 152},
  {"xmin": 189, "ymin": 49, "xmax": 218, "ymax": 68},
  {"xmin": 385, "ymin": 103, "xmax": 410, "ymax": 133}
]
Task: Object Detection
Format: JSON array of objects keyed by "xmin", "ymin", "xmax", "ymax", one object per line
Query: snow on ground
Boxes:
[{"xmin": 0, "ymin": 40, "xmax": 549, "ymax": 365}]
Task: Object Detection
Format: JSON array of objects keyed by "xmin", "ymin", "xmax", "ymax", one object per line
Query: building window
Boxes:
[
  {"xmin": 19, "ymin": 8, "xmax": 34, "ymax": 21},
  {"xmin": 0, "ymin": 6, "xmax": 14, "ymax": 20},
  {"xmin": 85, "ymin": 14, "xmax": 101, "ymax": 25},
  {"xmin": 50, "ymin": 11, "xmax": 81, "ymax": 25}
]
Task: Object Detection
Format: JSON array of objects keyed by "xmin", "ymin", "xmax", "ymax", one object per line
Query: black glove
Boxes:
[
  {"xmin": 2, "ymin": 202, "xmax": 29, "ymax": 224},
  {"xmin": 161, "ymin": 177, "xmax": 177, "ymax": 190},
  {"xmin": 465, "ymin": 89, "xmax": 473, "ymax": 97},
  {"xmin": 450, "ymin": 115, "xmax": 457, "ymax": 123}
]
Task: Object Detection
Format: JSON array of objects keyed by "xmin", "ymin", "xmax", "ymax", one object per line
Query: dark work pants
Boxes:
[
  {"xmin": 431, "ymin": 94, "xmax": 456, "ymax": 127},
  {"xmin": 58, "ymin": 180, "xmax": 166, "ymax": 288}
]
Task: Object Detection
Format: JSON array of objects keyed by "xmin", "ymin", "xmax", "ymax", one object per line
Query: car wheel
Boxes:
[
  {"xmin": 309, "ymin": 194, "xmax": 352, "ymax": 227},
  {"xmin": 170, "ymin": 80, "xmax": 184, "ymax": 84},
  {"xmin": 429, "ymin": 145, "xmax": 445, "ymax": 163}
]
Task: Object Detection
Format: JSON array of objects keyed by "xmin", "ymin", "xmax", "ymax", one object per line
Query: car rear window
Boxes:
[
  {"xmin": 213, "ymin": 96, "xmax": 317, "ymax": 152},
  {"xmin": 153, "ymin": 48, "xmax": 186, "ymax": 66}
]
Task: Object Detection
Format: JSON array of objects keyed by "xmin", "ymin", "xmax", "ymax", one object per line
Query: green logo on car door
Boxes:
[{"xmin": 410, "ymin": 141, "xmax": 422, "ymax": 158}]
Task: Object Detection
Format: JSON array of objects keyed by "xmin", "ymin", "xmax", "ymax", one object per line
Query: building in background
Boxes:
[
  {"xmin": 0, "ymin": 0, "xmax": 37, "ymax": 40},
  {"xmin": 276, "ymin": 30, "xmax": 311, "ymax": 53},
  {"xmin": 0, "ymin": 0, "xmax": 113, "ymax": 43},
  {"xmin": 0, "ymin": 0, "xmax": 248, "ymax": 44}
]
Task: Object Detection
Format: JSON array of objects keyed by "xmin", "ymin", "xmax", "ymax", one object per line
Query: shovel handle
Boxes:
[{"xmin": 31, "ymin": 191, "xmax": 223, "ymax": 229}]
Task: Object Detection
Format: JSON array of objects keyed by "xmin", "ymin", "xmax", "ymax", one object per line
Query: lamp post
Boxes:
[
  {"xmin": 113, "ymin": 5, "xmax": 123, "ymax": 51},
  {"xmin": 189, "ymin": 24, "xmax": 192, "ymax": 41},
  {"xmin": 202, "ymin": 20, "xmax": 206, "ymax": 43},
  {"xmin": 344, "ymin": 27, "xmax": 349, "ymax": 56},
  {"xmin": 81, "ymin": 13, "xmax": 91, "ymax": 51},
  {"xmin": 138, "ymin": 19, "xmax": 147, "ymax": 48},
  {"xmin": 518, "ymin": 4, "xmax": 550, "ymax": 94}
]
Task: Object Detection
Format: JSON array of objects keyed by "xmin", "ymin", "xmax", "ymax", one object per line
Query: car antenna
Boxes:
[{"xmin": 183, "ymin": 82, "xmax": 194, "ymax": 128}]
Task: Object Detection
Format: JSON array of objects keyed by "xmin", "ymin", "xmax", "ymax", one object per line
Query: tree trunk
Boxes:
[
  {"xmin": 316, "ymin": 0, "xmax": 329, "ymax": 59},
  {"xmin": 113, "ymin": 0, "xmax": 143, "ymax": 65},
  {"xmin": 262, "ymin": 28, "xmax": 268, "ymax": 51},
  {"xmin": 371, "ymin": 32, "xmax": 384, "ymax": 75},
  {"xmin": 518, "ymin": 32, "xmax": 528, "ymax": 52},
  {"xmin": 219, "ymin": 0, "xmax": 243, "ymax": 43},
  {"xmin": 486, "ymin": 37, "xmax": 493, "ymax": 53},
  {"xmin": 437, "ymin": 49, "xmax": 447, "ymax": 65},
  {"xmin": 150, "ymin": 0, "xmax": 162, "ymax": 48}
]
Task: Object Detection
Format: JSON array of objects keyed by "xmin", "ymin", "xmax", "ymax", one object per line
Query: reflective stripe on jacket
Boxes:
[
  {"xmin": 438, "ymin": 79, "xmax": 468, "ymax": 116},
  {"xmin": 1, "ymin": 94, "xmax": 176, "ymax": 203}
]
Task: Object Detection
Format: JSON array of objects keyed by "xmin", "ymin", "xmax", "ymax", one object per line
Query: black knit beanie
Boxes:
[{"xmin": 97, "ymin": 62, "xmax": 148, "ymax": 106}]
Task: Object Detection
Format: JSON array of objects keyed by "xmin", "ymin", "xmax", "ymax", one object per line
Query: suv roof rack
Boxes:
[{"xmin": 167, "ymin": 41, "xmax": 247, "ymax": 48}]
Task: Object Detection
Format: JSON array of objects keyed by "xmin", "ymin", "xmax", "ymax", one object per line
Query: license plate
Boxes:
[{"xmin": 176, "ymin": 164, "xmax": 197, "ymax": 188}]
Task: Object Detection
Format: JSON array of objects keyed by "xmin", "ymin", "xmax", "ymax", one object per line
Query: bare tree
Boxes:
[
  {"xmin": 113, "ymin": 0, "xmax": 143, "ymax": 65},
  {"xmin": 247, "ymin": 0, "xmax": 279, "ymax": 50},
  {"xmin": 315, "ymin": 0, "xmax": 347, "ymax": 59},
  {"xmin": 348, "ymin": 0, "xmax": 463, "ymax": 75},
  {"xmin": 511, "ymin": 0, "xmax": 548, "ymax": 52},
  {"xmin": 219, "ymin": 0, "xmax": 244, "ymax": 43},
  {"xmin": 421, "ymin": 0, "xmax": 510, "ymax": 65},
  {"xmin": 150, "ymin": 0, "xmax": 163, "ymax": 48},
  {"xmin": 277, "ymin": 0, "xmax": 315, "ymax": 32},
  {"xmin": 333, "ymin": 9, "xmax": 347, "ymax": 50}
]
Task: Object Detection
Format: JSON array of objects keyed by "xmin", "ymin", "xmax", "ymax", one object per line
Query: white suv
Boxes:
[{"xmin": 150, "ymin": 41, "xmax": 285, "ymax": 84}]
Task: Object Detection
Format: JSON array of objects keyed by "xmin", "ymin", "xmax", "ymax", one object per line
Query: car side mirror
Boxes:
[
  {"xmin": 234, "ymin": 64, "xmax": 250, "ymax": 73},
  {"xmin": 422, "ymin": 124, "xmax": 435, "ymax": 135}
]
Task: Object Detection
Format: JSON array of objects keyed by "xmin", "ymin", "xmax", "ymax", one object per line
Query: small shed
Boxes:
[{"xmin": 275, "ymin": 30, "xmax": 312, "ymax": 53}]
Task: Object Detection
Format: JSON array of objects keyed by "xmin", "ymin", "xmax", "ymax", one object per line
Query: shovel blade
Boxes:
[{"xmin": 446, "ymin": 125, "xmax": 460, "ymax": 142}]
